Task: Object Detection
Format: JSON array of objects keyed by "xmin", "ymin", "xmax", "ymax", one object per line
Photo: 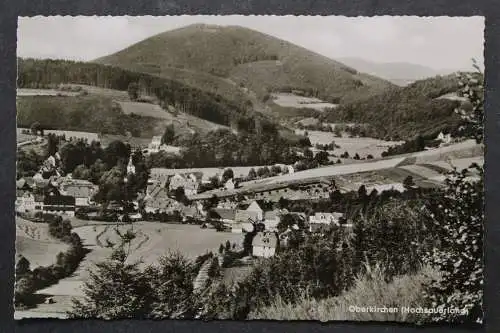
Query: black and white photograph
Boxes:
[{"xmin": 14, "ymin": 15, "xmax": 484, "ymax": 324}]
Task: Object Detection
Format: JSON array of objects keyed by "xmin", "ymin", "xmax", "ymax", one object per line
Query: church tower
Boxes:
[{"xmin": 127, "ymin": 155, "xmax": 136, "ymax": 175}]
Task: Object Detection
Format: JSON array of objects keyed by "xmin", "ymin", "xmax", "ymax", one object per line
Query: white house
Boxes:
[
  {"xmin": 252, "ymin": 231, "xmax": 278, "ymax": 258},
  {"xmin": 15, "ymin": 192, "xmax": 36, "ymax": 213},
  {"xmin": 148, "ymin": 136, "xmax": 162, "ymax": 153},
  {"xmin": 309, "ymin": 212, "xmax": 343, "ymax": 232},
  {"xmin": 246, "ymin": 201, "xmax": 263, "ymax": 221},
  {"xmin": 224, "ymin": 178, "xmax": 235, "ymax": 191},
  {"xmin": 46, "ymin": 156, "xmax": 56, "ymax": 168},
  {"xmin": 437, "ymin": 131, "xmax": 452, "ymax": 144},
  {"xmin": 263, "ymin": 210, "xmax": 281, "ymax": 231}
]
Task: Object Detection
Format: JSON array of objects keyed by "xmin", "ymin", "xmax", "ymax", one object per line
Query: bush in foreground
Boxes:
[{"xmin": 249, "ymin": 264, "xmax": 441, "ymax": 322}]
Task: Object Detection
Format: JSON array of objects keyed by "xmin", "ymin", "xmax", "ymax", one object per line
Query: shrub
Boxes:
[
  {"xmin": 422, "ymin": 167, "xmax": 483, "ymax": 323},
  {"xmin": 249, "ymin": 264, "xmax": 441, "ymax": 323}
]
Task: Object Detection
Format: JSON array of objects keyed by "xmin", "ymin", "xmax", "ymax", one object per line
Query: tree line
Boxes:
[
  {"xmin": 321, "ymin": 74, "xmax": 470, "ymax": 141},
  {"xmin": 17, "ymin": 58, "xmax": 266, "ymax": 131}
]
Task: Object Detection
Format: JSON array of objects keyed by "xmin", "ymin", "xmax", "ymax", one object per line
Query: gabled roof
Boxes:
[
  {"xmin": 252, "ymin": 231, "xmax": 278, "ymax": 248},
  {"xmin": 246, "ymin": 201, "xmax": 262, "ymax": 213},
  {"xmin": 44, "ymin": 195, "xmax": 75, "ymax": 205},
  {"xmin": 210, "ymin": 208, "xmax": 236, "ymax": 221},
  {"xmin": 182, "ymin": 206, "xmax": 198, "ymax": 217},
  {"xmin": 61, "ymin": 184, "xmax": 97, "ymax": 198},
  {"xmin": 235, "ymin": 210, "xmax": 259, "ymax": 223}
]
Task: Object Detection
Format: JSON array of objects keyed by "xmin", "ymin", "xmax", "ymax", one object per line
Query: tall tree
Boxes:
[{"xmin": 127, "ymin": 82, "xmax": 140, "ymax": 101}]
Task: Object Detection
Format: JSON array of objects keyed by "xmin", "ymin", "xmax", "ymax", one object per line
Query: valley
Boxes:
[{"xmin": 14, "ymin": 19, "xmax": 484, "ymax": 323}]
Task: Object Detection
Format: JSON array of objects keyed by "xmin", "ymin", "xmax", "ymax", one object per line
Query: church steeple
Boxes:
[{"xmin": 127, "ymin": 155, "xmax": 136, "ymax": 175}]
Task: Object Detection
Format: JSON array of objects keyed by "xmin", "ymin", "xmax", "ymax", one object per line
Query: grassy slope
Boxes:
[
  {"xmin": 249, "ymin": 264, "xmax": 440, "ymax": 322},
  {"xmin": 95, "ymin": 24, "xmax": 394, "ymax": 104},
  {"xmin": 16, "ymin": 87, "xmax": 233, "ymax": 140},
  {"xmin": 16, "ymin": 94, "xmax": 162, "ymax": 138}
]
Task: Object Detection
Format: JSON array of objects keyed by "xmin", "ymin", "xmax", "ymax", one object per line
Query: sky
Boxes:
[{"xmin": 17, "ymin": 15, "xmax": 484, "ymax": 71}]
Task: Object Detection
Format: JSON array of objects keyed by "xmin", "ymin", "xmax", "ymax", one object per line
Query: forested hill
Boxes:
[
  {"xmin": 17, "ymin": 58, "xmax": 272, "ymax": 132},
  {"xmin": 94, "ymin": 24, "xmax": 394, "ymax": 103},
  {"xmin": 321, "ymin": 74, "xmax": 470, "ymax": 141}
]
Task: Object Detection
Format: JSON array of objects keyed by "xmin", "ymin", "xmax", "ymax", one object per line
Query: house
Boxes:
[
  {"xmin": 224, "ymin": 178, "xmax": 235, "ymax": 191},
  {"xmin": 252, "ymin": 231, "xmax": 279, "ymax": 258},
  {"xmin": 59, "ymin": 179, "xmax": 98, "ymax": 208},
  {"xmin": 231, "ymin": 222, "xmax": 243, "ymax": 234},
  {"xmin": 245, "ymin": 201, "xmax": 263, "ymax": 221},
  {"xmin": 168, "ymin": 173, "xmax": 200, "ymax": 196},
  {"xmin": 209, "ymin": 208, "xmax": 236, "ymax": 224},
  {"xmin": 308, "ymin": 212, "xmax": 343, "ymax": 232},
  {"xmin": 148, "ymin": 136, "xmax": 162, "ymax": 153},
  {"xmin": 15, "ymin": 192, "xmax": 36, "ymax": 213},
  {"xmin": 263, "ymin": 210, "xmax": 281, "ymax": 231},
  {"xmin": 181, "ymin": 205, "xmax": 203, "ymax": 222},
  {"xmin": 43, "ymin": 195, "xmax": 76, "ymax": 217},
  {"xmin": 437, "ymin": 131, "xmax": 452, "ymax": 144},
  {"xmin": 16, "ymin": 178, "xmax": 34, "ymax": 191},
  {"xmin": 144, "ymin": 187, "xmax": 181, "ymax": 214},
  {"xmin": 46, "ymin": 155, "xmax": 56, "ymax": 168}
]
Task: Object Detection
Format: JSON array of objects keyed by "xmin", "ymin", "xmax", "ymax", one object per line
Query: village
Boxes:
[
  {"xmin": 16, "ymin": 129, "xmax": 364, "ymax": 262},
  {"xmin": 16, "ymin": 121, "xmax": 474, "ymax": 267}
]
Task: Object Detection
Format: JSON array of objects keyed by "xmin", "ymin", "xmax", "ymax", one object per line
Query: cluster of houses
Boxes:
[{"xmin": 15, "ymin": 176, "xmax": 98, "ymax": 217}]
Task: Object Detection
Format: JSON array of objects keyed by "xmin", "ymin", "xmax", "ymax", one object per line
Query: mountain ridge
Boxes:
[
  {"xmin": 337, "ymin": 57, "xmax": 460, "ymax": 86},
  {"xmin": 94, "ymin": 24, "xmax": 395, "ymax": 104}
]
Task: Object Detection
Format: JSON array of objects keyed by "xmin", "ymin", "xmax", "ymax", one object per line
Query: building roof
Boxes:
[
  {"xmin": 314, "ymin": 212, "xmax": 343, "ymax": 219},
  {"xmin": 61, "ymin": 184, "xmax": 97, "ymax": 198},
  {"xmin": 252, "ymin": 231, "xmax": 278, "ymax": 248},
  {"xmin": 43, "ymin": 195, "xmax": 75, "ymax": 205},
  {"xmin": 210, "ymin": 208, "xmax": 236, "ymax": 221},
  {"xmin": 16, "ymin": 179, "xmax": 26, "ymax": 189},
  {"xmin": 145, "ymin": 197, "xmax": 179, "ymax": 211},
  {"xmin": 188, "ymin": 177, "xmax": 333, "ymax": 201},
  {"xmin": 182, "ymin": 206, "xmax": 198, "ymax": 217},
  {"xmin": 264, "ymin": 210, "xmax": 280, "ymax": 221},
  {"xmin": 310, "ymin": 212, "xmax": 343, "ymax": 223},
  {"xmin": 235, "ymin": 210, "xmax": 259, "ymax": 223},
  {"xmin": 246, "ymin": 201, "xmax": 262, "ymax": 213}
]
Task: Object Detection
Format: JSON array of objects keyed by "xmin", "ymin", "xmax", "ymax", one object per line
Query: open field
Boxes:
[
  {"xmin": 237, "ymin": 141, "xmax": 482, "ymax": 191},
  {"xmin": 17, "ymin": 88, "xmax": 80, "ymax": 97},
  {"xmin": 295, "ymin": 129, "xmax": 403, "ymax": 158},
  {"xmin": 44, "ymin": 129, "xmax": 99, "ymax": 142},
  {"xmin": 18, "ymin": 220, "xmax": 243, "ymax": 317},
  {"xmin": 117, "ymin": 100, "xmax": 229, "ymax": 134},
  {"xmin": 118, "ymin": 101, "xmax": 170, "ymax": 119},
  {"xmin": 61, "ymin": 84, "xmax": 130, "ymax": 100},
  {"xmin": 16, "ymin": 217, "xmax": 69, "ymax": 268},
  {"xmin": 272, "ymin": 93, "xmax": 337, "ymax": 111}
]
